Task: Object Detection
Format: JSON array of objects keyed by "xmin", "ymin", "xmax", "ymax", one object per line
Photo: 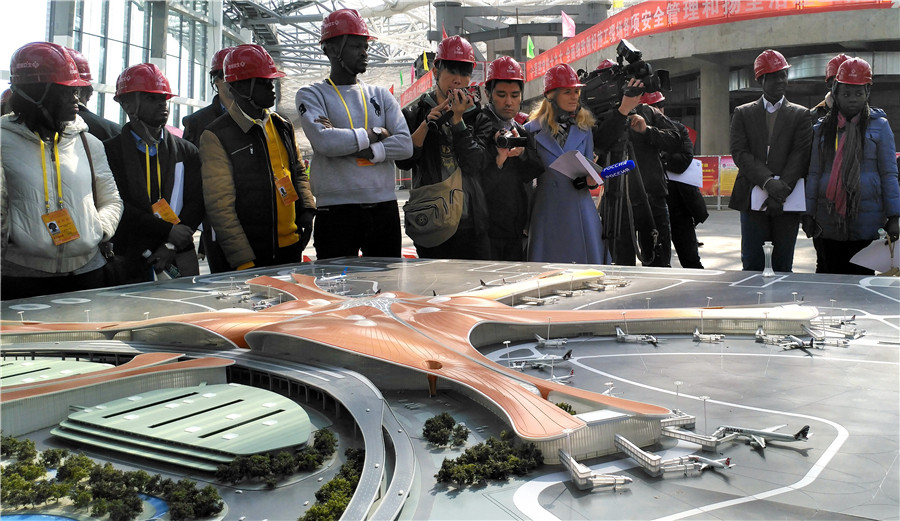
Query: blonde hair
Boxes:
[{"xmin": 529, "ymin": 89, "xmax": 595, "ymax": 138}]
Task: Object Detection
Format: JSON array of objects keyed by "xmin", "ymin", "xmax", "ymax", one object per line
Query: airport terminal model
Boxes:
[{"xmin": 0, "ymin": 264, "xmax": 885, "ymax": 519}]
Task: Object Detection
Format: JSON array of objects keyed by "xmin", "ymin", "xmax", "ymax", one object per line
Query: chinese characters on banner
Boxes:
[{"xmin": 524, "ymin": 0, "xmax": 891, "ymax": 81}]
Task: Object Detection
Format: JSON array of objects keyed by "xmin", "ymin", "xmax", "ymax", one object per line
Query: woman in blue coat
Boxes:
[
  {"xmin": 524, "ymin": 64, "xmax": 606, "ymax": 264},
  {"xmin": 804, "ymin": 57, "xmax": 900, "ymax": 274}
]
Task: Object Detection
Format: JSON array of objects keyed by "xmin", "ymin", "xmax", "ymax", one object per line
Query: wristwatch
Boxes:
[
  {"xmin": 164, "ymin": 242, "xmax": 176, "ymax": 251},
  {"xmin": 372, "ymin": 127, "xmax": 386, "ymax": 142}
]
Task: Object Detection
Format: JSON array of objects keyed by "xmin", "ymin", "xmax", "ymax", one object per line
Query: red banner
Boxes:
[
  {"xmin": 400, "ymin": 71, "xmax": 434, "ymax": 107},
  {"xmin": 696, "ymin": 156, "xmax": 720, "ymax": 197},
  {"xmin": 525, "ymin": 0, "xmax": 892, "ymax": 81}
]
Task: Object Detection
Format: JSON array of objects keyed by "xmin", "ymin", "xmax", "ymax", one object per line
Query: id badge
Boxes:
[
  {"xmin": 42, "ymin": 208, "xmax": 80, "ymax": 245},
  {"xmin": 275, "ymin": 176, "xmax": 299, "ymax": 206},
  {"xmin": 151, "ymin": 198, "xmax": 181, "ymax": 224},
  {"xmin": 356, "ymin": 158, "xmax": 374, "ymax": 167}
]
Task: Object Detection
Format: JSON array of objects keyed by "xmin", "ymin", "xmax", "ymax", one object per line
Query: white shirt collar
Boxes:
[{"xmin": 763, "ymin": 96, "xmax": 785, "ymax": 113}]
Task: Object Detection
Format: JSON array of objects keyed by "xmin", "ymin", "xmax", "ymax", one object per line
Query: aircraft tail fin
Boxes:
[
  {"xmin": 563, "ymin": 349, "xmax": 573, "ymax": 360},
  {"xmin": 724, "ymin": 458, "xmax": 731, "ymax": 467},
  {"xmin": 795, "ymin": 425, "xmax": 810, "ymax": 440}
]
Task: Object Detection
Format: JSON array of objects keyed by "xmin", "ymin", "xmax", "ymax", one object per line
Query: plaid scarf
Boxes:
[{"xmin": 825, "ymin": 112, "xmax": 861, "ymax": 230}]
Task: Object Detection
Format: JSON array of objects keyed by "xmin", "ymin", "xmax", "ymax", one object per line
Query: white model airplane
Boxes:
[
  {"xmin": 479, "ymin": 278, "xmax": 507, "ymax": 287},
  {"xmin": 318, "ymin": 267, "xmax": 349, "ymax": 282},
  {"xmin": 547, "ymin": 369, "xmax": 574, "ymax": 384},
  {"xmin": 535, "ymin": 333, "xmax": 568, "ymax": 348},
  {"xmin": 507, "ymin": 349, "xmax": 573, "ymax": 370},
  {"xmin": 714, "ymin": 424, "xmax": 810, "ymax": 449},
  {"xmin": 615, "ymin": 326, "xmax": 659, "ymax": 347},
  {"xmin": 779, "ymin": 335, "xmax": 822, "ymax": 354},
  {"xmin": 687, "ymin": 455, "xmax": 734, "ymax": 471},
  {"xmin": 693, "ymin": 327, "xmax": 725, "ymax": 343}
]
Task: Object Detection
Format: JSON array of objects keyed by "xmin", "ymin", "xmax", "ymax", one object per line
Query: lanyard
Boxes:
[
  {"xmin": 37, "ymin": 132, "xmax": 63, "ymax": 213},
  {"xmin": 327, "ymin": 79, "xmax": 367, "ymax": 129},
  {"xmin": 144, "ymin": 143, "xmax": 162, "ymax": 201}
]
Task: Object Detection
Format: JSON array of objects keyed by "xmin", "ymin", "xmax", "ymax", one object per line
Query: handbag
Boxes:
[
  {"xmin": 80, "ymin": 133, "xmax": 130, "ymax": 286},
  {"xmin": 403, "ymin": 167, "xmax": 464, "ymax": 248}
]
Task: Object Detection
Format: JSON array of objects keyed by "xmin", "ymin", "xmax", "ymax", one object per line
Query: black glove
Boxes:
[
  {"xmin": 764, "ymin": 197, "xmax": 784, "ymax": 217},
  {"xmin": 572, "ymin": 176, "xmax": 588, "ymax": 190},
  {"xmin": 885, "ymin": 216, "xmax": 899, "ymax": 242},
  {"xmin": 764, "ymin": 178, "xmax": 792, "ymax": 203},
  {"xmin": 297, "ymin": 209, "xmax": 315, "ymax": 251},
  {"xmin": 801, "ymin": 215, "xmax": 818, "ymax": 238}
]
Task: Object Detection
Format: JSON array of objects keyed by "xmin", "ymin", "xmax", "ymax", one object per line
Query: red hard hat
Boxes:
[
  {"xmin": 435, "ymin": 35, "xmax": 475, "ymax": 65},
  {"xmin": 65, "ymin": 47, "xmax": 92, "ymax": 82},
  {"xmin": 210, "ymin": 47, "xmax": 234, "ymax": 73},
  {"xmin": 596, "ymin": 58, "xmax": 616, "ymax": 71},
  {"xmin": 224, "ymin": 44, "xmax": 286, "ymax": 82},
  {"xmin": 486, "ymin": 56, "xmax": 523, "ymax": 83},
  {"xmin": 640, "ymin": 91, "xmax": 665, "ymax": 105},
  {"xmin": 754, "ymin": 49, "xmax": 790, "ymax": 80},
  {"xmin": 514, "ymin": 112, "xmax": 528, "ymax": 125},
  {"xmin": 320, "ymin": 9, "xmax": 374, "ymax": 43},
  {"xmin": 115, "ymin": 63, "xmax": 175, "ymax": 99},
  {"xmin": 9, "ymin": 42, "xmax": 89, "ymax": 87},
  {"xmin": 825, "ymin": 53, "xmax": 850, "ymax": 81},
  {"xmin": 835, "ymin": 57, "xmax": 872, "ymax": 85},
  {"xmin": 543, "ymin": 63, "xmax": 583, "ymax": 96}
]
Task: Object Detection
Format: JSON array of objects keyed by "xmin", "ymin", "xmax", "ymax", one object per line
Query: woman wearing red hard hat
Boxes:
[
  {"xmin": 523, "ymin": 63, "xmax": 606, "ymax": 264},
  {"xmin": 1, "ymin": 42, "xmax": 123, "ymax": 299},
  {"xmin": 804, "ymin": 57, "xmax": 900, "ymax": 274}
]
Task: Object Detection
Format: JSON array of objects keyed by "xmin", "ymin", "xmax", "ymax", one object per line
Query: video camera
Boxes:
[
  {"xmin": 495, "ymin": 131, "xmax": 527, "ymax": 149},
  {"xmin": 578, "ymin": 39, "xmax": 671, "ymax": 120},
  {"xmin": 425, "ymin": 86, "xmax": 482, "ymax": 131}
]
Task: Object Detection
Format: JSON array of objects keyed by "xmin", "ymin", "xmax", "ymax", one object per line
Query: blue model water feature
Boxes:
[{"xmin": 139, "ymin": 494, "xmax": 169, "ymax": 520}]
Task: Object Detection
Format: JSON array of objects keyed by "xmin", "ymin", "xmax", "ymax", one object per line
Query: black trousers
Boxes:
[
  {"xmin": 313, "ymin": 200, "xmax": 401, "ymax": 259},
  {"xmin": 817, "ymin": 238, "xmax": 874, "ymax": 275},
  {"xmin": 2, "ymin": 267, "xmax": 106, "ymax": 300}
]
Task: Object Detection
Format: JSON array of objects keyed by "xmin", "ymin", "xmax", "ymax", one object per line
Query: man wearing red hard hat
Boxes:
[
  {"xmin": 105, "ymin": 63, "xmax": 204, "ymax": 283},
  {"xmin": 396, "ymin": 34, "xmax": 490, "ymax": 260},
  {"xmin": 296, "ymin": 9, "xmax": 412, "ymax": 260},
  {"xmin": 729, "ymin": 49, "xmax": 812, "ymax": 273},
  {"xmin": 472, "ymin": 56, "xmax": 544, "ymax": 261},
  {"xmin": 64, "ymin": 47, "xmax": 121, "ymax": 141},
  {"xmin": 200, "ymin": 44, "xmax": 315, "ymax": 271}
]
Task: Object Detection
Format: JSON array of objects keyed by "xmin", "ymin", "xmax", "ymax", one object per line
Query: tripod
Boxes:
[{"xmin": 599, "ymin": 135, "xmax": 660, "ymax": 266}]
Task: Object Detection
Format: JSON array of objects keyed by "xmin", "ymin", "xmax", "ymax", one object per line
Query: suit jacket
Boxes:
[
  {"xmin": 728, "ymin": 97, "xmax": 812, "ymax": 211},
  {"xmin": 78, "ymin": 105, "xmax": 121, "ymax": 142},
  {"xmin": 182, "ymin": 95, "xmax": 226, "ymax": 147}
]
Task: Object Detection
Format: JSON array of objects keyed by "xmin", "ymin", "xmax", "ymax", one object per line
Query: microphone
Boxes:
[{"xmin": 600, "ymin": 160, "xmax": 635, "ymax": 180}]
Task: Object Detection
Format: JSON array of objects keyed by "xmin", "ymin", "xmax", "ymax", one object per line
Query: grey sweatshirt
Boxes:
[{"xmin": 296, "ymin": 80, "xmax": 412, "ymax": 206}]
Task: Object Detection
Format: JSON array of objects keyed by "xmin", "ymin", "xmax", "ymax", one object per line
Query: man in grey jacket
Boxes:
[{"xmin": 296, "ymin": 9, "xmax": 412, "ymax": 259}]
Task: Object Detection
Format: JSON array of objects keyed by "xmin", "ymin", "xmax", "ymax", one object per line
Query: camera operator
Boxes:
[
  {"xmin": 396, "ymin": 35, "xmax": 489, "ymax": 259},
  {"xmin": 590, "ymin": 63, "xmax": 683, "ymax": 267},
  {"xmin": 472, "ymin": 56, "xmax": 544, "ymax": 261}
]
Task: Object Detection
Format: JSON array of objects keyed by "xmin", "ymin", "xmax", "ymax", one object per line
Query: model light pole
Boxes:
[
  {"xmin": 503, "ymin": 340, "xmax": 511, "ymax": 367},
  {"xmin": 699, "ymin": 395, "xmax": 710, "ymax": 435},
  {"xmin": 757, "ymin": 291, "xmax": 763, "ymax": 305},
  {"xmin": 674, "ymin": 380, "xmax": 683, "ymax": 412}
]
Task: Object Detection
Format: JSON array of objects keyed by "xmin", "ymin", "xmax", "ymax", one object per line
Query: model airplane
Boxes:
[
  {"xmin": 713, "ymin": 424, "xmax": 810, "ymax": 449},
  {"xmin": 479, "ymin": 278, "xmax": 507, "ymax": 287},
  {"xmin": 534, "ymin": 333, "xmax": 568, "ymax": 348},
  {"xmin": 317, "ymin": 267, "xmax": 349, "ymax": 283},
  {"xmin": 687, "ymin": 455, "xmax": 734, "ymax": 471},
  {"xmin": 546, "ymin": 369, "xmax": 574, "ymax": 384},
  {"xmin": 692, "ymin": 327, "xmax": 725, "ymax": 343},
  {"xmin": 615, "ymin": 326, "xmax": 659, "ymax": 347},
  {"xmin": 778, "ymin": 335, "xmax": 822, "ymax": 354},
  {"xmin": 507, "ymin": 349, "xmax": 573, "ymax": 370}
]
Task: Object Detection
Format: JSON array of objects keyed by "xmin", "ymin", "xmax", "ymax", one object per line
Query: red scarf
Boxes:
[{"xmin": 825, "ymin": 112, "xmax": 861, "ymax": 223}]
